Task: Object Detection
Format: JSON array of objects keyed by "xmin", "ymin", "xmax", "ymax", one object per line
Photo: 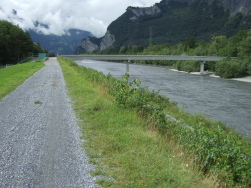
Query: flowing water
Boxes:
[{"xmin": 76, "ymin": 60, "xmax": 251, "ymax": 136}]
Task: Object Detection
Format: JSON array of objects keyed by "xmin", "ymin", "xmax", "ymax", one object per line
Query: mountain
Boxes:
[
  {"xmin": 79, "ymin": 0, "xmax": 251, "ymax": 53},
  {"xmin": 29, "ymin": 29, "xmax": 93, "ymax": 55}
]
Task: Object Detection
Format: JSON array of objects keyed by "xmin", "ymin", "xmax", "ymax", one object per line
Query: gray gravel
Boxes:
[{"xmin": 0, "ymin": 58, "xmax": 99, "ymax": 188}]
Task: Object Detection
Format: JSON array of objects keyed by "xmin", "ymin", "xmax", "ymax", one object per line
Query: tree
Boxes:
[
  {"xmin": 238, "ymin": 31, "xmax": 251, "ymax": 58},
  {"xmin": 0, "ymin": 20, "xmax": 35, "ymax": 65},
  {"xmin": 187, "ymin": 35, "xmax": 196, "ymax": 49},
  {"xmin": 209, "ymin": 35, "xmax": 228, "ymax": 55},
  {"xmin": 0, "ymin": 21, "xmax": 13, "ymax": 65},
  {"xmin": 119, "ymin": 46, "xmax": 128, "ymax": 54}
]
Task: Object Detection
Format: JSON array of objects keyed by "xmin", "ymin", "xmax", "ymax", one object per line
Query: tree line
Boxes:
[
  {"xmin": 0, "ymin": 20, "xmax": 48, "ymax": 66},
  {"xmin": 88, "ymin": 29, "xmax": 251, "ymax": 78}
]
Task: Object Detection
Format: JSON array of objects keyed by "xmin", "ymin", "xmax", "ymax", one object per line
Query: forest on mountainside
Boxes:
[
  {"xmin": 88, "ymin": 29, "xmax": 251, "ymax": 78},
  {"xmin": 0, "ymin": 20, "xmax": 47, "ymax": 66},
  {"xmin": 107, "ymin": 0, "xmax": 251, "ymax": 48}
]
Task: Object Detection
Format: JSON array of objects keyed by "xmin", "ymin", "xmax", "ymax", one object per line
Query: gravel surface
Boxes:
[{"xmin": 0, "ymin": 58, "xmax": 98, "ymax": 188}]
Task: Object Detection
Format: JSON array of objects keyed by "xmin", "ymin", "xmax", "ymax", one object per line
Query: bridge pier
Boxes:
[
  {"xmin": 126, "ymin": 60, "xmax": 130, "ymax": 73},
  {"xmin": 200, "ymin": 61, "xmax": 205, "ymax": 75}
]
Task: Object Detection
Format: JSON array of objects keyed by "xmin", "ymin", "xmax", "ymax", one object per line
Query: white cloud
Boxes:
[{"xmin": 0, "ymin": 0, "xmax": 160, "ymax": 37}]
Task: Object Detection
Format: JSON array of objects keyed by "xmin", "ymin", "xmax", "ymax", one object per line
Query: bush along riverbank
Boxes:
[
  {"xmin": 88, "ymin": 30, "xmax": 251, "ymax": 79},
  {"xmin": 58, "ymin": 56, "xmax": 251, "ymax": 187}
]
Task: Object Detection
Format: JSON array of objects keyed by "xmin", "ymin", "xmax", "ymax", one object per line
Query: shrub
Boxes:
[
  {"xmin": 174, "ymin": 60, "xmax": 200, "ymax": 72},
  {"xmin": 215, "ymin": 59, "xmax": 247, "ymax": 78},
  {"xmin": 243, "ymin": 58, "xmax": 251, "ymax": 75},
  {"xmin": 108, "ymin": 73, "xmax": 168, "ymax": 128}
]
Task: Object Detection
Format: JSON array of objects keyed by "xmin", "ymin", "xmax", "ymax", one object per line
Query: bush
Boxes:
[
  {"xmin": 174, "ymin": 60, "xmax": 200, "ymax": 72},
  {"xmin": 215, "ymin": 59, "xmax": 247, "ymax": 78},
  {"xmin": 171, "ymin": 121, "xmax": 251, "ymax": 186},
  {"xmin": 204, "ymin": 62, "xmax": 216, "ymax": 72},
  {"xmin": 108, "ymin": 73, "xmax": 168, "ymax": 128},
  {"xmin": 242, "ymin": 58, "xmax": 251, "ymax": 75},
  {"xmin": 248, "ymin": 63, "xmax": 251, "ymax": 75}
]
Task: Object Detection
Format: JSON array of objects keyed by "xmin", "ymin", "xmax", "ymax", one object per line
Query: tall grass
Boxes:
[
  {"xmin": 59, "ymin": 57, "xmax": 219, "ymax": 187},
  {"xmin": 0, "ymin": 62, "xmax": 45, "ymax": 100}
]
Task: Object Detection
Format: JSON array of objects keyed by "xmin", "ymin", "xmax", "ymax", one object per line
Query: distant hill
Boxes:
[
  {"xmin": 79, "ymin": 0, "xmax": 251, "ymax": 53},
  {"xmin": 29, "ymin": 29, "xmax": 93, "ymax": 55}
]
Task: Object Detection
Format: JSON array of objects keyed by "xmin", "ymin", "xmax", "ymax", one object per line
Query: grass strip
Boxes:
[
  {"xmin": 0, "ymin": 62, "xmax": 45, "ymax": 100},
  {"xmin": 59, "ymin": 56, "xmax": 218, "ymax": 188}
]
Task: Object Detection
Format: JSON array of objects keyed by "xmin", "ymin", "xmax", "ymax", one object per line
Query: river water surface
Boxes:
[{"xmin": 76, "ymin": 60, "xmax": 251, "ymax": 136}]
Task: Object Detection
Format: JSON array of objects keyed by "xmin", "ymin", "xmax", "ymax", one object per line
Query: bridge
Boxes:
[{"xmin": 63, "ymin": 55, "xmax": 230, "ymax": 75}]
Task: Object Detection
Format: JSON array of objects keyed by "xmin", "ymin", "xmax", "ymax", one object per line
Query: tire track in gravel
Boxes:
[{"xmin": 0, "ymin": 58, "xmax": 98, "ymax": 188}]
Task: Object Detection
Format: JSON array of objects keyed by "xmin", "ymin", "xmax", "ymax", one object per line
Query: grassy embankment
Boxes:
[
  {"xmin": 59, "ymin": 56, "xmax": 251, "ymax": 188},
  {"xmin": 0, "ymin": 62, "xmax": 45, "ymax": 100}
]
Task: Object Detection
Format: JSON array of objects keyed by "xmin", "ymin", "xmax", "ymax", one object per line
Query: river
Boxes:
[{"xmin": 76, "ymin": 60, "xmax": 251, "ymax": 136}]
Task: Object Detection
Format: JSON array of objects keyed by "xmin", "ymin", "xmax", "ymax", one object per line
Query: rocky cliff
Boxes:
[
  {"xmin": 100, "ymin": 31, "xmax": 116, "ymax": 51},
  {"xmin": 79, "ymin": 0, "xmax": 251, "ymax": 53},
  {"xmin": 161, "ymin": 0, "xmax": 251, "ymax": 15},
  {"xmin": 81, "ymin": 37, "xmax": 99, "ymax": 52},
  {"xmin": 128, "ymin": 5, "xmax": 162, "ymax": 22},
  {"xmin": 220, "ymin": 0, "xmax": 251, "ymax": 15}
]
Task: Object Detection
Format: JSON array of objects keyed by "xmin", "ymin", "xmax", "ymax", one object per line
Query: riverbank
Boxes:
[
  {"xmin": 59, "ymin": 57, "xmax": 220, "ymax": 187},
  {"xmin": 60, "ymin": 57, "xmax": 251, "ymax": 187},
  {"xmin": 169, "ymin": 68, "xmax": 251, "ymax": 83}
]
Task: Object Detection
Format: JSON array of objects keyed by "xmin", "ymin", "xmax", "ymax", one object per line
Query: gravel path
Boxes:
[{"xmin": 0, "ymin": 58, "xmax": 98, "ymax": 188}]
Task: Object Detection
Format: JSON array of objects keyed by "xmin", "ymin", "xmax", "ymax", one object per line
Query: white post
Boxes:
[{"xmin": 200, "ymin": 61, "xmax": 205, "ymax": 75}]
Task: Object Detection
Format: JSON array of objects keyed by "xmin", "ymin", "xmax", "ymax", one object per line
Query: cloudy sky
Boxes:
[{"xmin": 0, "ymin": 0, "xmax": 160, "ymax": 37}]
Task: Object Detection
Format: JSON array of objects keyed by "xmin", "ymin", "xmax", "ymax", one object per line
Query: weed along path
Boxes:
[{"xmin": 0, "ymin": 58, "xmax": 97, "ymax": 187}]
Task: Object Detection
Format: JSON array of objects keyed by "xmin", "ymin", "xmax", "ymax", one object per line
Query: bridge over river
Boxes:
[{"xmin": 63, "ymin": 55, "xmax": 233, "ymax": 75}]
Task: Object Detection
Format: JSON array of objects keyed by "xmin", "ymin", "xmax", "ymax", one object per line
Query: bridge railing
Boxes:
[
  {"xmin": 63, "ymin": 55, "xmax": 229, "ymax": 62},
  {"xmin": 63, "ymin": 55, "xmax": 237, "ymax": 75}
]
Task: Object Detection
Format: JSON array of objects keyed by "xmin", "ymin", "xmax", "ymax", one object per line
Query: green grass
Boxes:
[
  {"xmin": 59, "ymin": 57, "xmax": 218, "ymax": 188},
  {"xmin": 0, "ymin": 62, "xmax": 45, "ymax": 100},
  {"xmin": 34, "ymin": 100, "xmax": 42, "ymax": 104}
]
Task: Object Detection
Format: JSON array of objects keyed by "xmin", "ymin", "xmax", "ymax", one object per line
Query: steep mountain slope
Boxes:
[
  {"xmin": 79, "ymin": 0, "xmax": 251, "ymax": 53},
  {"xmin": 29, "ymin": 29, "xmax": 93, "ymax": 55}
]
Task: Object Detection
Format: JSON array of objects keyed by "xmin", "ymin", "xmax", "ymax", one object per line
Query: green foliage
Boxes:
[
  {"xmin": 171, "ymin": 121, "xmax": 251, "ymax": 186},
  {"xmin": 238, "ymin": 31, "xmax": 251, "ymax": 58},
  {"xmin": 60, "ymin": 56, "xmax": 220, "ymax": 187},
  {"xmin": 0, "ymin": 21, "xmax": 32, "ymax": 64},
  {"xmin": 215, "ymin": 59, "xmax": 248, "ymax": 78},
  {"xmin": 208, "ymin": 35, "xmax": 228, "ymax": 56},
  {"xmin": 0, "ymin": 20, "xmax": 47, "ymax": 65},
  {"xmin": 174, "ymin": 60, "xmax": 200, "ymax": 72},
  {"xmin": 247, "ymin": 59, "xmax": 251, "ymax": 75},
  {"xmin": 59, "ymin": 57, "xmax": 251, "ymax": 187},
  {"xmin": 105, "ymin": 0, "xmax": 246, "ymax": 48},
  {"xmin": 118, "ymin": 45, "xmax": 144, "ymax": 54},
  {"xmin": 107, "ymin": 73, "xmax": 169, "ymax": 128},
  {"xmin": 33, "ymin": 42, "xmax": 48, "ymax": 54},
  {"xmin": 93, "ymin": 26, "xmax": 251, "ymax": 78},
  {"xmin": 186, "ymin": 35, "xmax": 196, "ymax": 49},
  {"xmin": 108, "ymin": 73, "xmax": 251, "ymax": 187}
]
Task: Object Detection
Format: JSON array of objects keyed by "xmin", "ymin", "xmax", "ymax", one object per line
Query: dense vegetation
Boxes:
[
  {"xmin": 59, "ymin": 56, "xmax": 251, "ymax": 187},
  {"xmin": 89, "ymin": 29, "xmax": 251, "ymax": 78},
  {"xmin": 103, "ymin": 0, "xmax": 251, "ymax": 48},
  {"xmin": 0, "ymin": 20, "xmax": 47, "ymax": 66}
]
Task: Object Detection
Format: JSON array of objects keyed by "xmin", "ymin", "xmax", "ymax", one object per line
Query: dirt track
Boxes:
[{"xmin": 0, "ymin": 58, "xmax": 98, "ymax": 187}]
